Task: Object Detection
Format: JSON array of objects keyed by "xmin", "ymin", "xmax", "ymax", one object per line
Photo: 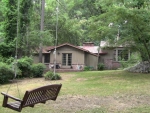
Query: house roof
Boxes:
[
  {"xmin": 46, "ymin": 43, "xmax": 98, "ymax": 56},
  {"xmin": 79, "ymin": 42, "xmax": 107, "ymax": 55},
  {"xmin": 100, "ymin": 41, "xmax": 126, "ymax": 48},
  {"xmin": 42, "ymin": 41, "xmax": 127, "ymax": 54},
  {"xmin": 79, "ymin": 46, "xmax": 99, "ymax": 54},
  {"xmin": 42, "ymin": 46, "xmax": 55, "ymax": 53},
  {"xmin": 48, "ymin": 43, "xmax": 89, "ymax": 52}
]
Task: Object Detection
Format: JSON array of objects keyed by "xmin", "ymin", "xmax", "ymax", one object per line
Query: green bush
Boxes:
[
  {"xmin": 17, "ymin": 57, "xmax": 33, "ymax": 77},
  {"xmin": 31, "ymin": 63, "xmax": 46, "ymax": 77},
  {"xmin": 0, "ymin": 62, "xmax": 14, "ymax": 84},
  {"xmin": 97, "ymin": 63, "xmax": 105, "ymax": 71},
  {"xmin": 23, "ymin": 56, "xmax": 33, "ymax": 65},
  {"xmin": 84, "ymin": 66, "xmax": 94, "ymax": 71},
  {"xmin": 44, "ymin": 71, "xmax": 61, "ymax": 80},
  {"xmin": 11, "ymin": 62, "xmax": 22, "ymax": 78}
]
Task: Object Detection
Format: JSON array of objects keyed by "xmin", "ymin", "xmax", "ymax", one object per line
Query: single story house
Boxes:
[
  {"xmin": 98, "ymin": 41, "xmax": 131, "ymax": 69},
  {"xmin": 33, "ymin": 41, "xmax": 131, "ymax": 70}
]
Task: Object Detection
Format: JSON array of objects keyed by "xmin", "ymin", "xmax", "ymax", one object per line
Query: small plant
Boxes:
[
  {"xmin": 84, "ymin": 66, "xmax": 90, "ymax": 71},
  {"xmin": 84, "ymin": 66, "xmax": 94, "ymax": 71},
  {"xmin": 0, "ymin": 62, "xmax": 14, "ymax": 84},
  {"xmin": 31, "ymin": 63, "xmax": 46, "ymax": 77},
  {"xmin": 97, "ymin": 63, "xmax": 105, "ymax": 71},
  {"xmin": 44, "ymin": 71, "xmax": 61, "ymax": 80}
]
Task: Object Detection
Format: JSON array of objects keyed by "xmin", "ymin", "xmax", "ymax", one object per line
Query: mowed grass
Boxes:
[
  {"xmin": 64, "ymin": 70, "xmax": 150, "ymax": 96},
  {"xmin": 0, "ymin": 70, "xmax": 150, "ymax": 113}
]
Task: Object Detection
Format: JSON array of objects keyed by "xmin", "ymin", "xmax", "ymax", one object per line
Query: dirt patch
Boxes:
[
  {"xmin": 76, "ymin": 78, "xmax": 87, "ymax": 82},
  {"xmin": 47, "ymin": 94, "xmax": 150, "ymax": 112}
]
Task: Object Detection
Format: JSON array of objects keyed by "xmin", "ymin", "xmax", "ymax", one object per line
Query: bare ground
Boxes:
[
  {"xmin": 47, "ymin": 94, "xmax": 150, "ymax": 113},
  {"xmin": 17, "ymin": 76, "xmax": 150, "ymax": 113}
]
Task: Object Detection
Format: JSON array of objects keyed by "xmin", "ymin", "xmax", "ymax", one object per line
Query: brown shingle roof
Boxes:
[{"xmin": 47, "ymin": 43, "xmax": 98, "ymax": 56}]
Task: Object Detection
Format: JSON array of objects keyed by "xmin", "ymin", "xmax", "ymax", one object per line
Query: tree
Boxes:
[
  {"xmin": 67, "ymin": 0, "xmax": 104, "ymax": 45},
  {"xmin": 18, "ymin": 0, "xmax": 33, "ymax": 57},
  {"xmin": 0, "ymin": 0, "xmax": 17, "ymax": 58},
  {"xmin": 88, "ymin": 0, "xmax": 150, "ymax": 61},
  {"xmin": 0, "ymin": 0, "xmax": 53, "ymax": 58},
  {"xmin": 44, "ymin": 0, "xmax": 82, "ymax": 45}
]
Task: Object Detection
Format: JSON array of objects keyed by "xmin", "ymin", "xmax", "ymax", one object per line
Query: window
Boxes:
[
  {"xmin": 62, "ymin": 53, "xmax": 72, "ymax": 66},
  {"xmin": 44, "ymin": 54, "xmax": 50, "ymax": 63},
  {"xmin": 118, "ymin": 50, "xmax": 129, "ymax": 61},
  {"xmin": 114, "ymin": 49, "xmax": 130, "ymax": 61}
]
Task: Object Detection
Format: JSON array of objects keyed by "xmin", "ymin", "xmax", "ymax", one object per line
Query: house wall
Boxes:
[
  {"xmin": 85, "ymin": 53, "xmax": 98, "ymax": 69},
  {"xmin": 100, "ymin": 48, "xmax": 121, "ymax": 69},
  {"xmin": 49, "ymin": 45, "xmax": 85, "ymax": 70},
  {"xmin": 33, "ymin": 54, "xmax": 44, "ymax": 63},
  {"xmin": 33, "ymin": 54, "xmax": 42, "ymax": 63},
  {"xmin": 33, "ymin": 45, "xmax": 98, "ymax": 70}
]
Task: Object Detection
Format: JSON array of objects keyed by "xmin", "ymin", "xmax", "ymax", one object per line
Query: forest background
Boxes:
[{"xmin": 0, "ymin": 0, "xmax": 150, "ymax": 63}]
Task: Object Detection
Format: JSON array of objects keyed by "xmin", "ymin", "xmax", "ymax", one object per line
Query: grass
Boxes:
[
  {"xmin": 0, "ymin": 70, "xmax": 150, "ymax": 113},
  {"xmin": 63, "ymin": 70, "xmax": 150, "ymax": 96}
]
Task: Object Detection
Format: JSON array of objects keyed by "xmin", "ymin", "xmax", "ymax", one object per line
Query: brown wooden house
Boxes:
[
  {"xmin": 33, "ymin": 42, "xmax": 131, "ymax": 70},
  {"xmin": 33, "ymin": 43, "xmax": 98, "ymax": 71}
]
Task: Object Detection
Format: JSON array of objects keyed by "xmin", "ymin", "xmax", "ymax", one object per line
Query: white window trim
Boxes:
[{"xmin": 115, "ymin": 48, "xmax": 130, "ymax": 61}]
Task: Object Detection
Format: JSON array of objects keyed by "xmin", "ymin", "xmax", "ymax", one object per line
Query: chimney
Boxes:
[{"xmin": 83, "ymin": 42, "xmax": 94, "ymax": 46}]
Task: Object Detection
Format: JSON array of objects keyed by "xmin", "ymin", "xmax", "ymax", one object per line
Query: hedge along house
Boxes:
[{"xmin": 33, "ymin": 43, "xmax": 99, "ymax": 71}]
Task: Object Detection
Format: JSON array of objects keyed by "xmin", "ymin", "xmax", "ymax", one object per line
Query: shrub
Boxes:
[
  {"xmin": 23, "ymin": 56, "xmax": 33, "ymax": 65},
  {"xmin": 84, "ymin": 66, "xmax": 94, "ymax": 71},
  {"xmin": 0, "ymin": 62, "xmax": 14, "ymax": 84},
  {"xmin": 44, "ymin": 71, "xmax": 61, "ymax": 80},
  {"xmin": 97, "ymin": 63, "xmax": 105, "ymax": 71},
  {"xmin": 11, "ymin": 62, "xmax": 22, "ymax": 78},
  {"xmin": 31, "ymin": 63, "xmax": 46, "ymax": 77},
  {"xmin": 17, "ymin": 57, "xmax": 33, "ymax": 77},
  {"xmin": 51, "ymin": 73, "xmax": 62, "ymax": 80}
]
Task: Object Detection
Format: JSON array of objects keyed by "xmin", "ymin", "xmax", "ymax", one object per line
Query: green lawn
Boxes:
[{"xmin": 0, "ymin": 70, "xmax": 150, "ymax": 113}]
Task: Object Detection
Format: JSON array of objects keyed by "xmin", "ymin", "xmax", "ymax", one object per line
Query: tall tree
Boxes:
[
  {"xmin": 0, "ymin": 0, "xmax": 17, "ymax": 58},
  {"xmin": 18, "ymin": 0, "xmax": 33, "ymax": 57},
  {"xmin": 88, "ymin": 0, "xmax": 150, "ymax": 61}
]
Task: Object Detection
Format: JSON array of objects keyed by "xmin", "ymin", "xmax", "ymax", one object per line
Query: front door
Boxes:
[{"xmin": 62, "ymin": 53, "xmax": 72, "ymax": 68}]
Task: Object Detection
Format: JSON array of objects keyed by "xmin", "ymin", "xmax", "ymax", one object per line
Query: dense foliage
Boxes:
[
  {"xmin": 17, "ymin": 57, "xmax": 46, "ymax": 78},
  {"xmin": 17, "ymin": 57, "xmax": 33, "ymax": 77},
  {"xmin": 0, "ymin": 0, "xmax": 150, "ymax": 74},
  {"xmin": 88, "ymin": 0, "xmax": 150, "ymax": 61},
  {"xmin": 0, "ymin": 62, "xmax": 14, "ymax": 84}
]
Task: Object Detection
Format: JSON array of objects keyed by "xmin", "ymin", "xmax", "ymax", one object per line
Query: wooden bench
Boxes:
[{"xmin": 1, "ymin": 84, "xmax": 62, "ymax": 112}]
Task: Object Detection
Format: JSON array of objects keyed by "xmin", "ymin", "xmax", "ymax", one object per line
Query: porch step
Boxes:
[{"xmin": 46, "ymin": 68, "xmax": 83, "ymax": 72}]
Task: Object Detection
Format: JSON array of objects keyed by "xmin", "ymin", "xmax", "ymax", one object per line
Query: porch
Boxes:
[
  {"xmin": 46, "ymin": 68, "xmax": 83, "ymax": 73},
  {"xmin": 45, "ymin": 63, "xmax": 84, "ymax": 72}
]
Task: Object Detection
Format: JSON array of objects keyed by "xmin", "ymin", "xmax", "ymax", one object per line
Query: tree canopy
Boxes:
[{"xmin": 0, "ymin": 0, "xmax": 150, "ymax": 62}]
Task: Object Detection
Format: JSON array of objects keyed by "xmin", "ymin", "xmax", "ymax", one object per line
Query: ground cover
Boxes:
[{"xmin": 0, "ymin": 70, "xmax": 150, "ymax": 113}]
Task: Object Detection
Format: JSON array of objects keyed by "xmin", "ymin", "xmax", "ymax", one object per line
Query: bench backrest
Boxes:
[{"xmin": 21, "ymin": 84, "xmax": 62, "ymax": 107}]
